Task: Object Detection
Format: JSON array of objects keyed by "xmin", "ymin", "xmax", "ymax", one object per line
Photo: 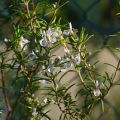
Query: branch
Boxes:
[{"xmin": 0, "ymin": 56, "xmax": 12, "ymax": 120}]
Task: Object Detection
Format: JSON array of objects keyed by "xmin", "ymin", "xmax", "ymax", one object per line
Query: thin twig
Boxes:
[
  {"xmin": 0, "ymin": 56, "xmax": 12, "ymax": 120},
  {"xmin": 112, "ymin": 60, "xmax": 120, "ymax": 82},
  {"xmin": 84, "ymin": 61, "xmax": 95, "ymax": 84}
]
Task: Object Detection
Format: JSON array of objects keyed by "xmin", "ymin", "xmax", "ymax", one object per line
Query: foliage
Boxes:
[{"xmin": 0, "ymin": 0, "xmax": 120, "ymax": 120}]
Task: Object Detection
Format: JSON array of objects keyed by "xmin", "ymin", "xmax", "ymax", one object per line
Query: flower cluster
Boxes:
[
  {"xmin": 39, "ymin": 51, "xmax": 81, "ymax": 74},
  {"xmin": 39, "ymin": 28, "xmax": 61, "ymax": 47},
  {"xmin": 40, "ymin": 23, "xmax": 73, "ymax": 47},
  {"xmin": 56, "ymin": 52, "xmax": 81, "ymax": 71}
]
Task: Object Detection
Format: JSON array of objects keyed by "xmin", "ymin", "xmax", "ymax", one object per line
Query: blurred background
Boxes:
[{"xmin": 1, "ymin": 0, "xmax": 120, "ymax": 120}]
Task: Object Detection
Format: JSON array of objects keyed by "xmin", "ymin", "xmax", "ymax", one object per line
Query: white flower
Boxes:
[
  {"xmin": 43, "ymin": 98, "xmax": 48, "ymax": 104},
  {"xmin": 47, "ymin": 28, "xmax": 59, "ymax": 38},
  {"xmin": 93, "ymin": 89, "xmax": 101, "ymax": 97},
  {"xmin": 32, "ymin": 108, "xmax": 38, "ymax": 116},
  {"xmin": 95, "ymin": 80, "xmax": 100, "ymax": 88},
  {"xmin": 63, "ymin": 30, "xmax": 70, "ymax": 36},
  {"xmin": 63, "ymin": 22, "xmax": 73, "ymax": 36},
  {"xmin": 48, "ymin": 36, "xmax": 56, "ymax": 43},
  {"xmin": 72, "ymin": 53, "xmax": 81, "ymax": 65},
  {"xmin": 46, "ymin": 28, "xmax": 59, "ymax": 43},
  {"xmin": 39, "ymin": 38, "xmax": 48, "ymax": 47},
  {"xmin": 47, "ymin": 64, "xmax": 54, "ymax": 73},
  {"xmin": 93, "ymin": 80, "xmax": 101, "ymax": 96},
  {"xmin": 4, "ymin": 38, "xmax": 10, "ymax": 42},
  {"xmin": 40, "ymin": 28, "xmax": 61, "ymax": 45},
  {"xmin": 19, "ymin": 36, "xmax": 29, "ymax": 50},
  {"xmin": 39, "ymin": 31, "xmax": 48, "ymax": 47}
]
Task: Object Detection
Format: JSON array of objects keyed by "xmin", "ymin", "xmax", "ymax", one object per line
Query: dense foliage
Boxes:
[{"xmin": 0, "ymin": 0, "xmax": 120, "ymax": 120}]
